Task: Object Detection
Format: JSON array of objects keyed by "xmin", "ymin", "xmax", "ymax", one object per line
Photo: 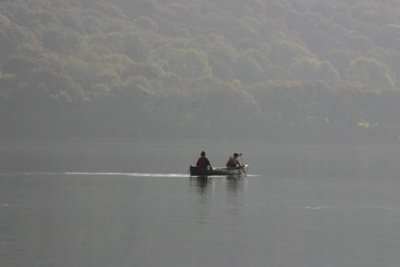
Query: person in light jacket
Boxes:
[{"xmin": 226, "ymin": 153, "xmax": 242, "ymax": 169}]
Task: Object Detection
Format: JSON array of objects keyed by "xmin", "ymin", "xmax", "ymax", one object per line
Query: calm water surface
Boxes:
[{"xmin": 1, "ymin": 140, "xmax": 400, "ymax": 267}]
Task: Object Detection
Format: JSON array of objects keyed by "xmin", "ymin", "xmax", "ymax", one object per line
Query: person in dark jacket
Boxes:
[{"xmin": 196, "ymin": 151, "xmax": 212, "ymax": 170}]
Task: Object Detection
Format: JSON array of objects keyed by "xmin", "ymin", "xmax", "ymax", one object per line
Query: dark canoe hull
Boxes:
[{"xmin": 190, "ymin": 165, "xmax": 248, "ymax": 176}]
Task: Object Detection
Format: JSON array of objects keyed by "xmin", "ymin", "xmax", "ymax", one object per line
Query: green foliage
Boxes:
[
  {"xmin": 269, "ymin": 38, "xmax": 311, "ymax": 67},
  {"xmin": 41, "ymin": 24, "xmax": 81, "ymax": 53},
  {"xmin": 234, "ymin": 56, "xmax": 264, "ymax": 85},
  {"xmin": 290, "ymin": 57, "xmax": 339, "ymax": 82},
  {"xmin": 3, "ymin": 55, "xmax": 37, "ymax": 74},
  {"xmin": 134, "ymin": 16, "xmax": 159, "ymax": 32},
  {"xmin": 346, "ymin": 57, "xmax": 395, "ymax": 88},
  {"xmin": 167, "ymin": 48, "xmax": 211, "ymax": 78},
  {"xmin": 120, "ymin": 32, "xmax": 152, "ymax": 62},
  {"xmin": 28, "ymin": 68, "xmax": 85, "ymax": 103}
]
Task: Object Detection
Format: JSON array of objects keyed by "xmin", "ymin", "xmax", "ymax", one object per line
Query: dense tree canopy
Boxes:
[{"xmin": 1, "ymin": 0, "xmax": 400, "ymax": 143}]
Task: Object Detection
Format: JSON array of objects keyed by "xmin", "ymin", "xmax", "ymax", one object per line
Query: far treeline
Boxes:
[{"xmin": 1, "ymin": 0, "xmax": 400, "ymax": 143}]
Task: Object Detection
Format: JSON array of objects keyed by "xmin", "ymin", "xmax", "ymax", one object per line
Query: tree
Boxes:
[
  {"xmin": 290, "ymin": 57, "xmax": 339, "ymax": 82},
  {"xmin": 269, "ymin": 38, "xmax": 311, "ymax": 67},
  {"xmin": 41, "ymin": 24, "xmax": 81, "ymax": 53},
  {"xmin": 167, "ymin": 48, "xmax": 211, "ymax": 78},
  {"xmin": 134, "ymin": 16, "xmax": 159, "ymax": 32},
  {"xmin": 346, "ymin": 57, "xmax": 395, "ymax": 88},
  {"xmin": 28, "ymin": 69, "xmax": 84, "ymax": 104},
  {"xmin": 323, "ymin": 49, "xmax": 356, "ymax": 76},
  {"xmin": 211, "ymin": 59, "xmax": 234, "ymax": 81},
  {"xmin": 121, "ymin": 32, "xmax": 152, "ymax": 62},
  {"xmin": 3, "ymin": 55, "xmax": 37, "ymax": 74},
  {"xmin": 233, "ymin": 56, "xmax": 264, "ymax": 85}
]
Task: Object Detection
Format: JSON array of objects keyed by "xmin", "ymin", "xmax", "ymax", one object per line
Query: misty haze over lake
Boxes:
[{"xmin": 2, "ymin": 0, "xmax": 400, "ymax": 266}]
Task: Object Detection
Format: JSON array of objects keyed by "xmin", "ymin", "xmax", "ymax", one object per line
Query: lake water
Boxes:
[{"xmin": 1, "ymin": 140, "xmax": 400, "ymax": 267}]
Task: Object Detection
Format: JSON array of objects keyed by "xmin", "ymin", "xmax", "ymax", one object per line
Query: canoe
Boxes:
[{"xmin": 189, "ymin": 165, "xmax": 248, "ymax": 176}]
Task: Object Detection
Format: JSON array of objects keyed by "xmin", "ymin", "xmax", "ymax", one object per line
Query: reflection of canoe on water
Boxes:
[{"xmin": 189, "ymin": 165, "xmax": 248, "ymax": 176}]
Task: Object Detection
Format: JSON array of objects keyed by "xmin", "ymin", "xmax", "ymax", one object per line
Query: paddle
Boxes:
[{"xmin": 238, "ymin": 153, "xmax": 246, "ymax": 175}]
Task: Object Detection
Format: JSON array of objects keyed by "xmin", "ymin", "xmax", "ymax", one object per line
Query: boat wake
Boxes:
[
  {"xmin": 0, "ymin": 172, "xmax": 258, "ymax": 178},
  {"xmin": 66, "ymin": 172, "xmax": 190, "ymax": 178},
  {"xmin": 0, "ymin": 172, "xmax": 190, "ymax": 178}
]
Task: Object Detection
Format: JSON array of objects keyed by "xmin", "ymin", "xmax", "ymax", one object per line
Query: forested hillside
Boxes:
[{"xmin": 1, "ymin": 0, "xmax": 400, "ymax": 143}]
